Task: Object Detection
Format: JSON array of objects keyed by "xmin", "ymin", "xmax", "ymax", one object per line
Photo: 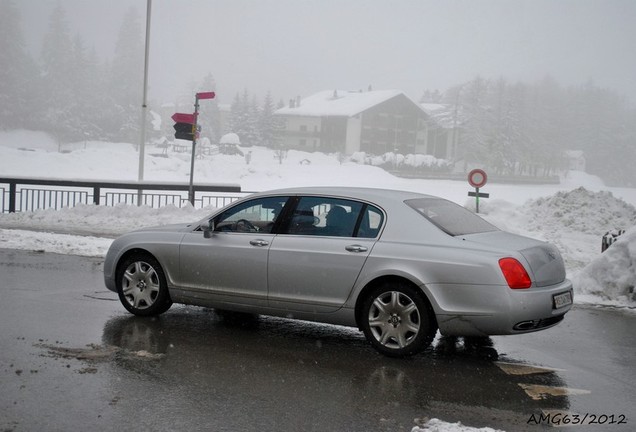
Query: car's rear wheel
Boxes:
[
  {"xmin": 360, "ymin": 282, "xmax": 437, "ymax": 357},
  {"xmin": 116, "ymin": 253, "xmax": 172, "ymax": 316}
]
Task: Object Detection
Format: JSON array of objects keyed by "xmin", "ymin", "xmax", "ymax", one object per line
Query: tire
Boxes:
[
  {"xmin": 115, "ymin": 253, "xmax": 172, "ymax": 316},
  {"xmin": 359, "ymin": 282, "xmax": 437, "ymax": 357}
]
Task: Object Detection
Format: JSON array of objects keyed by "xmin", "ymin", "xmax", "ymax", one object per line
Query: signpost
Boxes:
[
  {"xmin": 196, "ymin": 92, "xmax": 216, "ymax": 100},
  {"xmin": 172, "ymin": 112, "xmax": 197, "ymax": 125},
  {"xmin": 467, "ymin": 169, "xmax": 489, "ymax": 213},
  {"xmin": 173, "ymin": 92, "xmax": 216, "ymax": 205},
  {"xmin": 172, "ymin": 113, "xmax": 197, "ymax": 141}
]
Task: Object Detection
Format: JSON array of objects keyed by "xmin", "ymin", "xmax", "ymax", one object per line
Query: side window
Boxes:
[
  {"xmin": 285, "ymin": 197, "xmax": 383, "ymax": 238},
  {"xmin": 214, "ymin": 197, "xmax": 288, "ymax": 233},
  {"xmin": 357, "ymin": 205, "xmax": 384, "ymax": 238}
]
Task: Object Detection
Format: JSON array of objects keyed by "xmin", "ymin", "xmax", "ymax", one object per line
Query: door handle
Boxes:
[
  {"xmin": 345, "ymin": 244, "xmax": 368, "ymax": 253},
  {"xmin": 250, "ymin": 239, "xmax": 269, "ymax": 247}
]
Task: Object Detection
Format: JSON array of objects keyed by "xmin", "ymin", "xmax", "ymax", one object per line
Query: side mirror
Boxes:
[{"xmin": 203, "ymin": 220, "xmax": 215, "ymax": 238}]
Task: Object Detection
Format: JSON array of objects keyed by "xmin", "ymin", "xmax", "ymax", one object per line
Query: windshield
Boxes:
[{"xmin": 405, "ymin": 198, "xmax": 498, "ymax": 236}]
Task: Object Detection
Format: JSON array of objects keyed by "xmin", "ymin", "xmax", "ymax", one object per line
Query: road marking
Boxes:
[
  {"xmin": 518, "ymin": 384, "xmax": 591, "ymax": 400},
  {"xmin": 494, "ymin": 361, "xmax": 565, "ymax": 375}
]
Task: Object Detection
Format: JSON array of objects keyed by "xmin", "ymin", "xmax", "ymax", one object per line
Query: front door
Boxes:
[{"xmin": 178, "ymin": 196, "xmax": 290, "ymax": 306}]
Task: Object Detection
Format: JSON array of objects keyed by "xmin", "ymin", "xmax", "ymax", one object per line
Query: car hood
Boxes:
[{"xmin": 462, "ymin": 231, "xmax": 566, "ymax": 287}]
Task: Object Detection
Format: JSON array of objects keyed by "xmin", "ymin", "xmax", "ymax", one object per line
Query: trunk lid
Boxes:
[{"xmin": 462, "ymin": 231, "xmax": 566, "ymax": 287}]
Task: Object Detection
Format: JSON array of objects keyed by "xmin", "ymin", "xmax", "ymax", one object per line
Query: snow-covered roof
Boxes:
[
  {"xmin": 564, "ymin": 150, "xmax": 585, "ymax": 158},
  {"xmin": 276, "ymin": 89, "xmax": 405, "ymax": 117},
  {"xmin": 420, "ymin": 103, "xmax": 458, "ymax": 129}
]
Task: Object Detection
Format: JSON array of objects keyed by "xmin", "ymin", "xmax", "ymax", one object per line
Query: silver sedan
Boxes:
[{"xmin": 103, "ymin": 187, "xmax": 573, "ymax": 357}]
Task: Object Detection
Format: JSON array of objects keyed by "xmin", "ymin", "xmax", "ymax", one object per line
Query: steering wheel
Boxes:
[{"xmin": 234, "ymin": 219, "xmax": 257, "ymax": 232}]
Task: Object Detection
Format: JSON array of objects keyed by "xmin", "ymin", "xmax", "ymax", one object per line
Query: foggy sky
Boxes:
[{"xmin": 18, "ymin": 0, "xmax": 636, "ymax": 105}]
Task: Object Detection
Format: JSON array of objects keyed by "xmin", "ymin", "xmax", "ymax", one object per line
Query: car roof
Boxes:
[{"xmin": 247, "ymin": 186, "xmax": 436, "ymax": 206}]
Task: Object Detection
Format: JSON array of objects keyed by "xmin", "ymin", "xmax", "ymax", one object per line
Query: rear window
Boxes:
[{"xmin": 405, "ymin": 198, "xmax": 498, "ymax": 236}]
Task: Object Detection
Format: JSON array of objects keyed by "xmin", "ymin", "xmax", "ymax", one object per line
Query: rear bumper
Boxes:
[{"xmin": 426, "ymin": 279, "xmax": 574, "ymax": 336}]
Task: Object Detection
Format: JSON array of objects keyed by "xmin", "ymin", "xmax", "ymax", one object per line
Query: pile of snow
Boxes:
[
  {"xmin": 220, "ymin": 132, "xmax": 241, "ymax": 144},
  {"xmin": 0, "ymin": 229, "xmax": 113, "ymax": 257},
  {"xmin": 0, "ymin": 203, "xmax": 213, "ymax": 237},
  {"xmin": 525, "ymin": 187, "xmax": 636, "ymax": 235},
  {"xmin": 413, "ymin": 418, "xmax": 504, "ymax": 432},
  {"xmin": 573, "ymin": 227, "xmax": 636, "ymax": 306},
  {"xmin": 479, "ymin": 188, "xmax": 636, "ymax": 274}
]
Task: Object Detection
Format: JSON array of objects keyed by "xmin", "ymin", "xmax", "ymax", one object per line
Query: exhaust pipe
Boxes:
[{"xmin": 513, "ymin": 320, "xmax": 538, "ymax": 331}]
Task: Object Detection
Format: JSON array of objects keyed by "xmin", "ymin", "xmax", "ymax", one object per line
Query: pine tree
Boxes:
[
  {"xmin": 453, "ymin": 77, "xmax": 492, "ymax": 171},
  {"xmin": 197, "ymin": 73, "xmax": 220, "ymax": 145},
  {"xmin": 247, "ymin": 94, "xmax": 261, "ymax": 146},
  {"xmin": 108, "ymin": 6, "xmax": 144, "ymax": 143},
  {"xmin": 0, "ymin": 0, "xmax": 39, "ymax": 130},
  {"xmin": 258, "ymin": 91, "xmax": 278, "ymax": 148},
  {"xmin": 69, "ymin": 34, "xmax": 103, "ymax": 141},
  {"xmin": 229, "ymin": 89, "xmax": 256, "ymax": 145},
  {"xmin": 229, "ymin": 92, "xmax": 242, "ymax": 140},
  {"xmin": 40, "ymin": 2, "xmax": 76, "ymax": 142}
]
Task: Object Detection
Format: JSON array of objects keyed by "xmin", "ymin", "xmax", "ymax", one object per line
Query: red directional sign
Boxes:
[
  {"xmin": 196, "ymin": 91, "xmax": 216, "ymax": 100},
  {"xmin": 171, "ymin": 112, "xmax": 197, "ymax": 124}
]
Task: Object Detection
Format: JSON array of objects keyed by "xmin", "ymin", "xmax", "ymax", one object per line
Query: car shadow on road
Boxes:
[{"xmin": 96, "ymin": 307, "xmax": 572, "ymax": 428}]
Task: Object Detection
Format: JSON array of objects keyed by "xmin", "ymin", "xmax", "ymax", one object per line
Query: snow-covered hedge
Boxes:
[{"xmin": 349, "ymin": 152, "xmax": 452, "ymax": 172}]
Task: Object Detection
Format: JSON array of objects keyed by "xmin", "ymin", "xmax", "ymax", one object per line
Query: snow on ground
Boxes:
[
  {"xmin": 1, "ymin": 130, "xmax": 635, "ymax": 431},
  {"xmin": 1, "ymin": 129, "xmax": 635, "ymax": 311},
  {"xmin": 413, "ymin": 418, "xmax": 504, "ymax": 432}
]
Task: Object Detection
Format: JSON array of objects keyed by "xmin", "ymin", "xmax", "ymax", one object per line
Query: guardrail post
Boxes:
[
  {"xmin": 9, "ymin": 182, "xmax": 16, "ymax": 213},
  {"xmin": 93, "ymin": 187, "xmax": 101, "ymax": 205}
]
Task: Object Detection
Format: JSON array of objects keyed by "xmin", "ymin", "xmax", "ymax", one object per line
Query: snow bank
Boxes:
[
  {"xmin": 0, "ymin": 203, "xmax": 214, "ymax": 237},
  {"xmin": 480, "ymin": 187, "xmax": 636, "ymax": 275},
  {"xmin": 0, "ymin": 229, "xmax": 112, "ymax": 257},
  {"xmin": 413, "ymin": 418, "xmax": 504, "ymax": 432},
  {"xmin": 524, "ymin": 187, "xmax": 636, "ymax": 235},
  {"xmin": 573, "ymin": 227, "xmax": 636, "ymax": 306}
]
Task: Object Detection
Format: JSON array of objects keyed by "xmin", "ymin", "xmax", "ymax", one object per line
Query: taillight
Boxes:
[{"xmin": 499, "ymin": 258, "xmax": 532, "ymax": 289}]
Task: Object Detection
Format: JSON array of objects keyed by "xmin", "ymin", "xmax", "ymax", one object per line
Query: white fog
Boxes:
[{"xmin": 1, "ymin": 1, "xmax": 635, "ymax": 431}]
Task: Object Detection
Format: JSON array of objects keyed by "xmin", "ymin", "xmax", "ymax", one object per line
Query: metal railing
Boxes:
[{"xmin": 0, "ymin": 177, "xmax": 247, "ymax": 213}]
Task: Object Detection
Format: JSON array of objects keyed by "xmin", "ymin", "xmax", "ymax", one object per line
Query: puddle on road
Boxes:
[{"xmin": 37, "ymin": 343, "xmax": 165, "ymax": 364}]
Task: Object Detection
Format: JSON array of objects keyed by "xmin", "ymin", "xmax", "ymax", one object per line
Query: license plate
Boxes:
[{"xmin": 553, "ymin": 291, "xmax": 573, "ymax": 309}]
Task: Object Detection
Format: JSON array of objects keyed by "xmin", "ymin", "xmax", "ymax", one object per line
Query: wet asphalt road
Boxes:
[{"xmin": 0, "ymin": 249, "xmax": 634, "ymax": 432}]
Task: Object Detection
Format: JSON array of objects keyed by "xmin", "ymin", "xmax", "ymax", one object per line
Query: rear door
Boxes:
[{"xmin": 267, "ymin": 196, "xmax": 384, "ymax": 313}]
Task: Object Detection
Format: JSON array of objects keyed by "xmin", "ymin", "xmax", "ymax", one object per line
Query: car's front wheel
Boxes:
[
  {"xmin": 360, "ymin": 282, "xmax": 437, "ymax": 357},
  {"xmin": 116, "ymin": 253, "xmax": 172, "ymax": 316}
]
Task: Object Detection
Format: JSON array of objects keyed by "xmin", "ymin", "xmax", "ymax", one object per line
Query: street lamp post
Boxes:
[{"xmin": 137, "ymin": 0, "xmax": 152, "ymax": 205}]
